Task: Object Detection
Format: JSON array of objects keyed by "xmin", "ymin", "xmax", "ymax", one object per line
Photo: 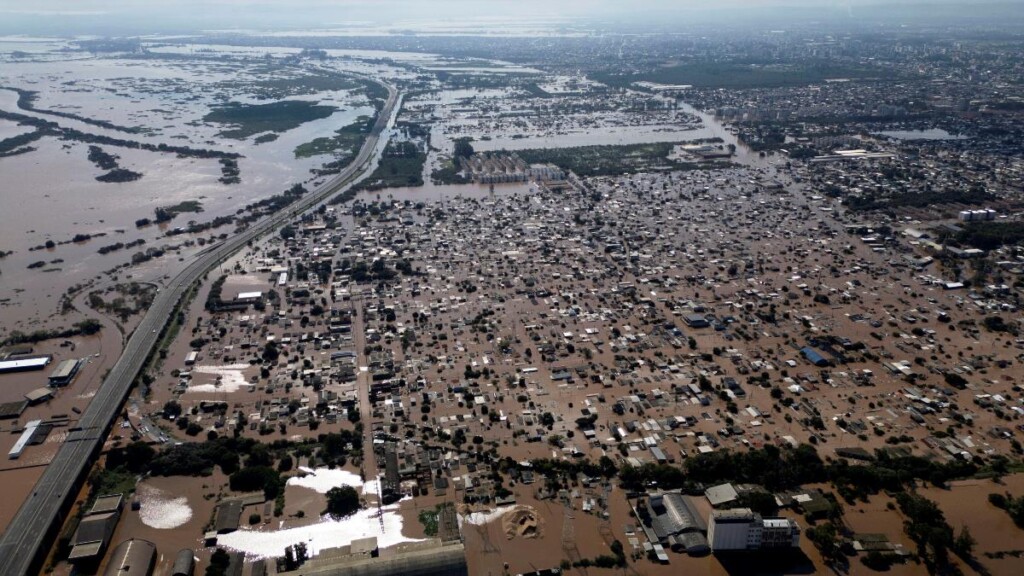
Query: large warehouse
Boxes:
[
  {"xmin": 0, "ymin": 355, "xmax": 52, "ymax": 374},
  {"xmin": 103, "ymin": 539, "xmax": 156, "ymax": 576},
  {"xmin": 48, "ymin": 358, "xmax": 82, "ymax": 386}
]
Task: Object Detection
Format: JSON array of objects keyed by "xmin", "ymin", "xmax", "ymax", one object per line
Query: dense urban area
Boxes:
[{"xmin": 1, "ymin": 7, "xmax": 1024, "ymax": 576}]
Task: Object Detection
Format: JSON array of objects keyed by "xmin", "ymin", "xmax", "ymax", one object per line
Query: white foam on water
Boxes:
[
  {"xmin": 362, "ymin": 477, "xmax": 384, "ymax": 498},
  {"xmin": 287, "ymin": 467, "xmax": 365, "ymax": 494},
  {"xmin": 216, "ymin": 502, "xmax": 420, "ymax": 559},
  {"xmin": 188, "ymin": 363, "xmax": 252, "ymax": 393},
  {"xmin": 137, "ymin": 484, "xmax": 193, "ymax": 529},
  {"xmin": 459, "ymin": 505, "xmax": 516, "ymax": 527}
]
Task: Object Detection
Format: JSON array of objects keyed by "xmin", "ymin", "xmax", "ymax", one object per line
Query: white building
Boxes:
[{"xmin": 708, "ymin": 508, "xmax": 800, "ymax": 552}]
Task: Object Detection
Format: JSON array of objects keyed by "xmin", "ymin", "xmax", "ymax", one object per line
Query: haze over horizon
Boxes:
[{"xmin": 1, "ymin": 0, "xmax": 1022, "ymax": 36}]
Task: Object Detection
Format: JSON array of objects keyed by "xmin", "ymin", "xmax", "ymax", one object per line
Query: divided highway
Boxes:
[{"xmin": 0, "ymin": 79, "xmax": 399, "ymax": 576}]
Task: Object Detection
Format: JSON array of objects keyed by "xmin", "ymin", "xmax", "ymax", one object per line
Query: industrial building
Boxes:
[
  {"xmin": 707, "ymin": 508, "xmax": 800, "ymax": 552},
  {"xmin": 24, "ymin": 387, "xmax": 53, "ymax": 405},
  {"xmin": 48, "ymin": 358, "xmax": 82, "ymax": 386},
  {"xmin": 800, "ymin": 347, "xmax": 830, "ymax": 367},
  {"xmin": 170, "ymin": 549, "xmax": 195, "ymax": 576},
  {"xmin": 8, "ymin": 419, "xmax": 43, "ymax": 459},
  {"xmin": 641, "ymin": 492, "xmax": 710, "ymax": 555},
  {"xmin": 103, "ymin": 539, "xmax": 156, "ymax": 576},
  {"xmin": 0, "ymin": 399, "xmax": 27, "ymax": 420},
  {"xmin": 213, "ymin": 499, "xmax": 243, "ymax": 533},
  {"xmin": 69, "ymin": 494, "xmax": 124, "ymax": 564},
  {"xmin": 704, "ymin": 483, "xmax": 739, "ymax": 507},
  {"xmin": 0, "ymin": 355, "xmax": 52, "ymax": 374},
  {"xmin": 958, "ymin": 209, "xmax": 997, "ymax": 222},
  {"xmin": 296, "ymin": 539, "xmax": 468, "ymax": 576}
]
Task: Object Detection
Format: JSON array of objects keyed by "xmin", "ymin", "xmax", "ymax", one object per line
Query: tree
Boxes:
[
  {"xmin": 124, "ymin": 441, "xmax": 155, "ymax": 473},
  {"xmin": 896, "ymin": 492, "xmax": 954, "ymax": 569},
  {"xmin": 540, "ymin": 412, "xmax": 555, "ymax": 428},
  {"xmin": 453, "ymin": 138, "xmax": 474, "ymax": 159},
  {"xmin": 278, "ymin": 454, "xmax": 294, "ymax": 472},
  {"xmin": 806, "ymin": 522, "xmax": 843, "ymax": 565},
  {"xmin": 326, "ymin": 485, "xmax": 361, "ymax": 518},
  {"xmin": 162, "ymin": 400, "xmax": 183, "ymax": 419},
  {"xmin": 737, "ymin": 491, "xmax": 778, "ymax": 517},
  {"xmin": 953, "ymin": 526, "xmax": 975, "ymax": 558},
  {"xmin": 230, "ymin": 466, "xmax": 283, "ymax": 499},
  {"xmin": 205, "ymin": 548, "xmax": 231, "ymax": 576},
  {"xmin": 262, "ymin": 341, "xmax": 280, "ymax": 363}
]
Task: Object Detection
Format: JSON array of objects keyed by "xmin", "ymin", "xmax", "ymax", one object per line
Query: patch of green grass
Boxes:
[
  {"xmin": 352, "ymin": 141, "xmax": 425, "ymax": 191},
  {"xmin": 205, "ymin": 100, "xmax": 337, "ymax": 140},
  {"xmin": 88, "ymin": 467, "xmax": 137, "ymax": 505},
  {"xmin": 514, "ymin": 142, "xmax": 720, "ymax": 177},
  {"xmin": 248, "ymin": 73, "xmax": 359, "ymax": 99},
  {"xmin": 294, "ymin": 115, "xmax": 373, "ymax": 159},
  {"xmin": 418, "ymin": 506, "xmax": 443, "ymax": 536}
]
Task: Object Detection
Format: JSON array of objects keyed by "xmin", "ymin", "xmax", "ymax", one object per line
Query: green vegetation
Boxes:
[
  {"xmin": 105, "ymin": 441, "xmax": 156, "ymax": 474},
  {"xmin": 205, "ymin": 548, "xmax": 232, "ymax": 576},
  {"xmin": 418, "ymin": 508, "xmax": 439, "ymax": 536},
  {"xmin": 352, "ymin": 141, "xmax": 426, "ymax": 191},
  {"xmin": 453, "ymin": 137, "xmax": 475, "ymax": 160},
  {"xmin": 5, "ymin": 86, "xmax": 142, "ymax": 133},
  {"xmin": 431, "ymin": 138, "xmax": 473, "ymax": 184},
  {"xmin": 88, "ymin": 282, "xmax": 156, "ymax": 322},
  {"xmin": 0, "ymin": 106, "xmax": 241, "ymax": 167},
  {"xmin": 417, "ymin": 503, "xmax": 453, "ymax": 536},
  {"xmin": 240, "ymin": 183, "xmax": 308, "ymax": 219},
  {"xmin": 513, "ymin": 142, "xmax": 716, "ymax": 177},
  {"xmin": 294, "ymin": 115, "xmax": 373, "ymax": 159},
  {"xmin": 88, "ymin": 466, "xmax": 138, "ymax": 500},
  {"xmin": 325, "ymin": 485, "xmax": 361, "ymax": 518},
  {"xmin": 230, "ymin": 466, "xmax": 284, "ymax": 499},
  {"xmin": 989, "ymin": 492, "xmax": 1024, "ymax": 528},
  {"xmin": 956, "ymin": 221, "xmax": 1024, "ymax": 251},
  {"xmin": 1, "ymin": 318, "xmax": 101, "ymax": 347},
  {"xmin": 154, "ymin": 200, "xmax": 203, "ymax": 223},
  {"xmin": 244, "ymin": 71, "xmax": 359, "ymax": 100},
  {"xmin": 806, "ymin": 522, "xmax": 845, "ymax": 566},
  {"xmin": 0, "ymin": 128, "xmax": 44, "ymax": 157},
  {"xmin": 592, "ymin": 61, "xmax": 897, "ymax": 90},
  {"xmin": 148, "ymin": 436, "xmax": 247, "ymax": 476},
  {"xmin": 219, "ymin": 158, "xmax": 240, "ymax": 184},
  {"xmin": 87, "ymin": 145, "xmax": 143, "ymax": 182},
  {"xmin": 87, "ymin": 145, "xmax": 118, "ymax": 170},
  {"xmin": 614, "ymin": 444, "xmax": 982, "ymax": 503},
  {"xmin": 205, "ymin": 100, "xmax": 337, "ymax": 140},
  {"xmin": 145, "ymin": 432, "xmax": 361, "ymax": 479},
  {"xmin": 96, "ymin": 168, "xmax": 143, "ymax": 183},
  {"xmin": 205, "ymin": 275, "xmax": 228, "ymax": 312},
  {"xmin": 431, "ymin": 162, "xmax": 469, "ymax": 185},
  {"xmin": 845, "ymin": 187, "xmax": 993, "ymax": 212},
  {"xmin": 896, "ymin": 492, "xmax": 977, "ymax": 572}
]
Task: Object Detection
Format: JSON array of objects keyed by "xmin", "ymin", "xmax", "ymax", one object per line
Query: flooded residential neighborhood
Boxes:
[{"xmin": 2, "ymin": 2, "xmax": 1024, "ymax": 576}]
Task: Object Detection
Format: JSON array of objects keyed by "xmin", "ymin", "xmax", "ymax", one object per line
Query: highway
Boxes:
[{"xmin": 0, "ymin": 79, "xmax": 400, "ymax": 576}]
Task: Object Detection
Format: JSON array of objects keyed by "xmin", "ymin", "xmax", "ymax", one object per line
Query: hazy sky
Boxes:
[{"xmin": 0, "ymin": 1, "xmax": 1018, "ymax": 35}]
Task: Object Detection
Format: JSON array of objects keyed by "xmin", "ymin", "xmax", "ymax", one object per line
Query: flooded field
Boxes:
[{"xmin": 0, "ymin": 41, "xmax": 388, "ymax": 334}]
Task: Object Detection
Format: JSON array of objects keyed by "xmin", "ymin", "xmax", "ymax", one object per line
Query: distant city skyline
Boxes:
[{"xmin": 0, "ymin": 0, "xmax": 1021, "ymax": 35}]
